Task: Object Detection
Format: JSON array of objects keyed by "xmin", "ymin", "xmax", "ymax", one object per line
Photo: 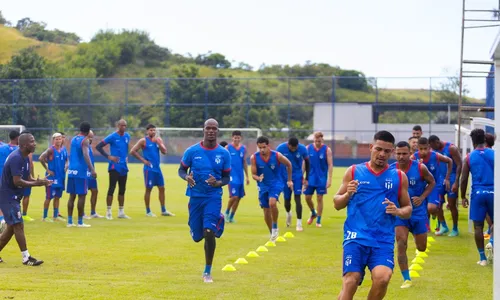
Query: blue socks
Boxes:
[
  {"xmin": 272, "ymin": 223, "xmax": 278, "ymax": 229},
  {"xmin": 204, "ymin": 265, "xmax": 212, "ymax": 274},
  {"xmin": 68, "ymin": 216, "xmax": 73, "ymax": 224},
  {"xmin": 479, "ymin": 249, "xmax": 487, "ymax": 261},
  {"xmin": 402, "ymin": 270, "xmax": 411, "ymax": 281},
  {"xmin": 490, "ymin": 238, "xmax": 494, "ymax": 247},
  {"xmin": 487, "ymin": 227, "xmax": 491, "ymax": 234},
  {"xmin": 229, "ymin": 212, "xmax": 235, "ymax": 220},
  {"xmin": 43, "ymin": 208, "xmax": 48, "ymax": 219},
  {"xmin": 225, "ymin": 208, "xmax": 230, "ymax": 215},
  {"xmin": 311, "ymin": 209, "xmax": 317, "ymax": 216},
  {"xmin": 146, "ymin": 207, "xmax": 151, "ymax": 214},
  {"xmin": 161, "ymin": 205, "xmax": 166, "ymax": 213},
  {"xmin": 317, "ymin": 216, "xmax": 322, "ymax": 224},
  {"xmin": 452, "ymin": 224, "xmax": 458, "ymax": 231},
  {"xmin": 91, "ymin": 210, "xmax": 96, "ymax": 215},
  {"xmin": 78, "ymin": 216, "xmax": 83, "ymax": 225},
  {"xmin": 53, "ymin": 208, "xmax": 59, "ymax": 219}
]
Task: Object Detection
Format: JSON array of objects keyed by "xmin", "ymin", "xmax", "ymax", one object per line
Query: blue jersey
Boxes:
[
  {"xmin": 67, "ymin": 135, "xmax": 88, "ymax": 179},
  {"xmin": 307, "ymin": 144, "xmax": 329, "ymax": 187},
  {"xmin": 467, "ymin": 147, "xmax": 494, "ymax": 192},
  {"xmin": 276, "ymin": 142, "xmax": 308, "ymax": 181},
  {"xmin": 103, "ymin": 131, "xmax": 130, "ymax": 174},
  {"xmin": 253, "ymin": 150, "xmax": 284, "ymax": 192},
  {"xmin": 414, "ymin": 151, "xmax": 440, "ymax": 183},
  {"xmin": 0, "ymin": 149, "xmax": 30, "ymax": 201},
  {"xmin": 46, "ymin": 146, "xmax": 66, "ymax": 188},
  {"xmin": 227, "ymin": 143, "xmax": 246, "ymax": 185},
  {"xmin": 0, "ymin": 144, "xmax": 19, "ymax": 176},
  {"xmin": 344, "ymin": 163, "xmax": 402, "ymax": 248},
  {"xmin": 181, "ymin": 142, "xmax": 231, "ymax": 198},
  {"xmin": 143, "ymin": 137, "xmax": 161, "ymax": 173},
  {"xmin": 391, "ymin": 160, "xmax": 427, "ymax": 219},
  {"xmin": 437, "ymin": 142, "xmax": 457, "ymax": 180},
  {"xmin": 87, "ymin": 145, "xmax": 95, "ymax": 179}
]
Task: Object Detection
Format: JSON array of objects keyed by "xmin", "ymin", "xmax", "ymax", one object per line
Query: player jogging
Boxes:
[
  {"xmin": 334, "ymin": 130, "xmax": 412, "ymax": 300},
  {"xmin": 130, "ymin": 124, "xmax": 175, "ymax": 217},
  {"xmin": 178, "ymin": 118, "xmax": 231, "ymax": 283},
  {"xmin": 251, "ymin": 136, "xmax": 293, "ymax": 241},
  {"xmin": 460, "ymin": 129, "xmax": 494, "ymax": 266},
  {"xmin": 303, "ymin": 131, "xmax": 333, "ymax": 228},
  {"xmin": 276, "ymin": 137, "xmax": 309, "ymax": 231},
  {"xmin": 393, "ymin": 141, "xmax": 435, "ymax": 289},
  {"xmin": 0, "ymin": 132, "xmax": 51, "ymax": 266},
  {"xmin": 224, "ymin": 131, "xmax": 249, "ymax": 223}
]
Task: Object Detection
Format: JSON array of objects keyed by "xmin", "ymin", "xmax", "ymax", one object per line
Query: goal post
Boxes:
[{"xmin": 0, "ymin": 125, "xmax": 26, "ymax": 144}]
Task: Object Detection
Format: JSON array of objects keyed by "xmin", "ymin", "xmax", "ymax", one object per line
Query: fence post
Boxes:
[
  {"xmin": 287, "ymin": 78, "xmax": 291, "ymax": 137},
  {"xmin": 164, "ymin": 79, "xmax": 170, "ymax": 127},
  {"xmin": 428, "ymin": 77, "xmax": 432, "ymax": 134},
  {"xmin": 125, "ymin": 79, "xmax": 129, "ymax": 118},
  {"xmin": 331, "ymin": 76, "xmax": 336, "ymax": 157},
  {"xmin": 11, "ymin": 80, "xmax": 18, "ymax": 124},
  {"xmin": 245, "ymin": 80, "xmax": 250, "ymax": 128},
  {"xmin": 204, "ymin": 79, "xmax": 209, "ymax": 120}
]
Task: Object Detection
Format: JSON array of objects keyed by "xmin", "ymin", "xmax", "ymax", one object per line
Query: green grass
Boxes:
[{"xmin": 0, "ymin": 163, "xmax": 493, "ymax": 299}]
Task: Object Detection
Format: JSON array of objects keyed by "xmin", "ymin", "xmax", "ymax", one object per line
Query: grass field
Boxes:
[{"xmin": 0, "ymin": 163, "xmax": 493, "ymax": 299}]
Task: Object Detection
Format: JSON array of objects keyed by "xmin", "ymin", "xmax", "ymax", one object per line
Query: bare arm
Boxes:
[
  {"xmin": 303, "ymin": 158, "xmax": 310, "ymax": 181},
  {"xmin": 130, "ymin": 138, "xmax": 148, "ymax": 164},
  {"xmin": 450, "ymin": 146, "xmax": 463, "ymax": 184},
  {"xmin": 396, "ymin": 172, "xmax": 412, "ymax": 219},
  {"xmin": 243, "ymin": 150, "xmax": 249, "ymax": 184},
  {"xmin": 250, "ymin": 155, "xmax": 260, "ymax": 181},
  {"xmin": 82, "ymin": 139, "xmax": 95, "ymax": 174},
  {"xmin": 157, "ymin": 137, "xmax": 167, "ymax": 155},
  {"xmin": 13, "ymin": 175, "xmax": 47, "ymax": 187},
  {"xmin": 419, "ymin": 163, "xmax": 436, "ymax": 200},
  {"xmin": 39, "ymin": 147, "xmax": 53, "ymax": 171},
  {"xmin": 333, "ymin": 166, "xmax": 354, "ymax": 211},
  {"xmin": 29, "ymin": 153, "xmax": 34, "ymax": 179},
  {"xmin": 327, "ymin": 147, "xmax": 333, "ymax": 188},
  {"xmin": 437, "ymin": 153, "xmax": 452, "ymax": 180},
  {"xmin": 460, "ymin": 156, "xmax": 470, "ymax": 199},
  {"xmin": 277, "ymin": 153, "xmax": 292, "ymax": 182}
]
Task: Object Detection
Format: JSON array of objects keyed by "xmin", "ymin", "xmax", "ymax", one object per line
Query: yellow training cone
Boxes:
[
  {"xmin": 246, "ymin": 251, "xmax": 260, "ymax": 258},
  {"xmin": 425, "ymin": 248, "xmax": 430, "ymax": 253},
  {"xmin": 426, "ymin": 243, "xmax": 432, "ymax": 248},
  {"xmin": 222, "ymin": 264, "xmax": 237, "ymax": 271},
  {"xmin": 409, "ymin": 270, "xmax": 420, "ymax": 278},
  {"xmin": 265, "ymin": 241, "xmax": 276, "ymax": 247},
  {"xmin": 235, "ymin": 258, "xmax": 248, "ymax": 264},
  {"xmin": 416, "ymin": 251, "xmax": 428, "ymax": 258},
  {"xmin": 409, "ymin": 264, "xmax": 423, "ymax": 271},
  {"xmin": 276, "ymin": 236, "xmax": 287, "ymax": 242},
  {"xmin": 283, "ymin": 232, "xmax": 295, "ymax": 238},
  {"xmin": 256, "ymin": 246, "xmax": 268, "ymax": 252},
  {"xmin": 428, "ymin": 237, "xmax": 436, "ymax": 243},
  {"xmin": 411, "ymin": 257, "xmax": 425, "ymax": 264}
]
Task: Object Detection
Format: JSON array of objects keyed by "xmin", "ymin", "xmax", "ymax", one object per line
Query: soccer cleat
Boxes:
[
  {"xmin": 23, "ymin": 256, "xmax": 44, "ymax": 266},
  {"xmin": 286, "ymin": 213, "xmax": 292, "ymax": 227},
  {"xmin": 22, "ymin": 215, "xmax": 35, "ymax": 222},
  {"xmin": 106, "ymin": 212, "xmax": 113, "ymax": 220},
  {"xmin": 296, "ymin": 224, "xmax": 303, "ymax": 232},
  {"xmin": 66, "ymin": 223, "xmax": 76, "ymax": 228},
  {"xmin": 146, "ymin": 212, "xmax": 157, "ymax": 217},
  {"xmin": 448, "ymin": 229, "xmax": 459, "ymax": 237},
  {"xmin": 400, "ymin": 280, "xmax": 412, "ymax": 289},
  {"xmin": 203, "ymin": 273, "xmax": 213, "ymax": 283},
  {"xmin": 0, "ymin": 257, "xmax": 3, "ymax": 263},
  {"xmin": 477, "ymin": 260, "xmax": 488, "ymax": 266},
  {"xmin": 486, "ymin": 242, "xmax": 494, "ymax": 263},
  {"xmin": 42, "ymin": 218, "xmax": 54, "ymax": 223},
  {"xmin": 316, "ymin": 223, "xmax": 322, "ymax": 228},
  {"xmin": 77, "ymin": 223, "xmax": 91, "ymax": 228},
  {"xmin": 435, "ymin": 227, "xmax": 449, "ymax": 236},
  {"xmin": 91, "ymin": 213, "xmax": 104, "ymax": 219},
  {"xmin": 162, "ymin": 211, "xmax": 175, "ymax": 217},
  {"xmin": 83, "ymin": 215, "xmax": 91, "ymax": 220},
  {"xmin": 228, "ymin": 218, "xmax": 236, "ymax": 223},
  {"xmin": 307, "ymin": 214, "xmax": 317, "ymax": 225},
  {"xmin": 270, "ymin": 230, "xmax": 279, "ymax": 242},
  {"xmin": 118, "ymin": 214, "xmax": 131, "ymax": 219},
  {"xmin": 56, "ymin": 216, "xmax": 66, "ymax": 222}
]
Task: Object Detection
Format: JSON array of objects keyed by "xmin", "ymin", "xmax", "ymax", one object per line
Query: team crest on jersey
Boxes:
[
  {"xmin": 429, "ymin": 164, "xmax": 435, "ymax": 171},
  {"xmin": 296, "ymin": 153, "xmax": 300, "ymax": 158},
  {"xmin": 319, "ymin": 154, "xmax": 324, "ymax": 159},
  {"xmin": 240, "ymin": 152, "xmax": 243, "ymax": 158},
  {"xmin": 345, "ymin": 255, "xmax": 352, "ymax": 267},
  {"xmin": 215, "ymin": 155, "xmax": 222, "ymax": 164},
  {"xmin": 270, "ymin": 164, "xmax": 276, "ymax": 170},
  {"xmin": 409, "ymin": 177, "xmax": 416, "ymax": 186},
  {"xmin": 385, "ymin": 178, "xmax": 393, "ymax": 190}
]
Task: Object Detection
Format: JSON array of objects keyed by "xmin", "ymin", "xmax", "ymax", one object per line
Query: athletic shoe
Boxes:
[
  {"xmin": 22, "ymin": 215, "xmax": 35, "ymax": 222},
  {"xmin": 270, "ymin": 229, "xmax": 279, "ymax": 242},
  {"xmin": 0, "ymin": 257, "xmax": 3, "ymax": 263},
  {"xmin": 106, "ymin": 211, "xmax": 113, "ymax": 220},
  {"xmin": 66, "ymin": 223, "xmax": 76, "ymax": 228},
  {"xmin": 316, "ymin": 223, "xmax": 322, "ymax": 228},
  {"xmin": 42, "ymin": 218, "xmax": 54, "ymax": 223},
  {"xmin": 486, "ymin": 242, "xmax": 494, "ymax": 263},
  {"xmin": 162, "ymin": 211, "xmax": 175, "ymax": 217},
  {"xmin": 401, "ymin": 280, "xmax": 412, "ymax": 289},
  {"xmin": 118, "ymin": 214, "xmax": 131, "ymax": 219},
  {"xmin": 56, "ymin": 216, "xmax": 66, "ymax": 222},
  {"xmin": 307, "ymin": 214, "xmax": 317, "ymax": 225},
  {"xmin": 23, "ymin": 256, "xmax": 44, "ymax": 266},
  {"xmin": 448, "ymin": 229, "xmax": 459, "ymax": 237},
  {"xmin": 91, "ymin": 213, "xmax": 104, "ymax": 219},
  {"xmin": 296, "ymin": 224, "xmax": 303, "ymax": 232},
  {"xmin": 286, "ymin": 212, "xmax": 292, "ymax": 227},
  {"xmin": 203, "ymin": 273, "xmax": 213, "ymax": 283},
  {"xmin": 83, "ymin": 215, "xmax": 92, "ymax": 220},
  {"xmin": 77, "ymin": 223, "xmax": 91, "ymax": 228},
  {"xmin": 146, "ymin": 212, "xmax": 157, "ymax": 217},
  {"xmin": 477, "ymin": 260, "xmax": 488, "ymax": 266},
  {"xmin": 435, "ymin": 227, "xmax": 449, "ymax": 236}
]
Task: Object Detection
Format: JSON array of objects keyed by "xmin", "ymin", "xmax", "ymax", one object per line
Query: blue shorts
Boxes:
[
  {"xmin": 426, "ymin": 187, "xmax": 440, "ymax": 206},
  {"xmin": 0, "ymin": 200, "xmax": 23, "ymax": 225},
  {"xmin": 188, "ymin": 196, "xmax": 225, "ymax": 242},
  {"xmin": 470, "ymin": 190, "xmax": 494, "ymax": 222},
  {"xmin": 283, "ymin": 178, "xmax": 303, "ymax": 199},
  {"xmin": 304, "ymin": 185, "xmax": 327, "ymax": 196},
  {"xmin": 395, "ymin": 217, "xmax": 429, "ymax": 235},
  {"xmin": 343, "ymin": 242, "xmax": 394, "ymax": 284},
  {"xmin": 259, "ymin": 188, "xmax": 282, "ymax": 209},
  {"xmin": 438, "ymin": 175, "xmax": 458, "ymax": 200},
  {"xmin": 228, "ymin": 183, "xmax": 245, "ymax": 198},
  {"xmin": 45, "ymin": 186, "xmax": 64, "ymax": 200},
  {"xmin": 88, "ymin": 178, "xmax": 98, "ymax": 190},
  {"xmin": 66, "ymin": 177, "xmax": 88, "ymax": 195},
  {"xmin": 144, "ymin": 170, "xmax": 164, "ymax": 189},
  {"xmin": 23, "ymin": 187, "xmax": 32, "ymax": 197}
]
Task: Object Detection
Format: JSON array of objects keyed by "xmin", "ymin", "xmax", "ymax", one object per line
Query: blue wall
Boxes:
[{"xmin": 486, "ymin": 65, "xmax": 495, "ymax": 133}]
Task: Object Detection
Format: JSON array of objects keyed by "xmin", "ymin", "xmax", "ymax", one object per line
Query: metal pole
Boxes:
[
  {"xmin": 87, "ymin": 79, "xmax": 92, "ymax": 122},
  {"xmin": 50, "ymin": 79, "xmax": 54, "ymax": 132},
  {"xmin": 457, "ymin": 0, "xmax": 466, "ymax": 151},
  {"xmin": 375, "ymin": 78, "xmax": 379, "ymax": 133},
  {"xmin": 11, "ymin": 80, "xmax": 17, "ymax": 124}
]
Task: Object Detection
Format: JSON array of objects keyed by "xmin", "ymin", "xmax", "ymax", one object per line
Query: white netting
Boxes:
[{"xmin": 0, "ymin": 125, "xmax": 26, "ymax": 144}]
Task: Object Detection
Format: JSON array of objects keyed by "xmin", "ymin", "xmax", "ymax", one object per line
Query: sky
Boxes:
[{"xmin": 2, "ymin": 0, "xmax": 500, "ymax": 98}]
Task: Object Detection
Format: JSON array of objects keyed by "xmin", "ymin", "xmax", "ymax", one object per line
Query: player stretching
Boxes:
[
  {"xmin": 130, "ymin": 124, "xmax": 175, "ymax": 217},
  {"xmin": 460, "ymin": 129, "xmax": 494, "ymax": 266},
  {"xmin": 39, "ymin": 133, "xmax": 66, "ymax": 222},
  {"xmin": 66, "ymin": 122, "xmax": 96, "ymax": 228},
  {"xmin": 224, "ymin": 131, "xmax": 249, "ymax": 223},
  {"xmin": 178, "ymin": 118, "xmax": 231, "ymax": 283},
  {"xmin": 412, "ymin": 137, "xmax": 452, "ymax": 229},
  {"xmin": 335, "ymin": 131, "xmax": 411, "ymax": 300},
  {"xmin": 84, "ymin": 130, "xmax": 104, "ymax": 219},
  {"xmin": 276, "ymin": 137, "xmax": 309, "ymax": 231},
  {"xmin": 96, "ymin": 119, "xmax": 131, "ymax": 220},
  {"xmin": 304, "ymin": 131, "xmax": 333, "ymax": 228},
  {"xmin": 0, "ymin": 132, "xmax": 51, "ymax": 266},
  {"xmin": 0, "ymin": 131, "xmax": 20, "ymax": 229},
  {"xmin": 251, "ymin": 136, "xmax": 293, "ymax": 241},
  {"xmin": 429, "ymin": 135, "xmax": 463, "ymax": 236},
  {"xmin": 393, "ymin": 141, "xmax": 435, "ymax": 288}
]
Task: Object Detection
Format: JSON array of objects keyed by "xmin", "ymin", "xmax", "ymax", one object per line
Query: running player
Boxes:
[
  {"xmin": 84, "ymin": 130, "xmax": 104, "ymax": 219},
  {"xmin": 276, "ymin": 137, "xmax": 309, "ymax": 231},
  {"xmin": 0, "ymin": 132, "xmax": 51, "ymax": 266},
  {"xmin": 429, "ymin": 135, "xmax": 463, "ymax": 236},
  {"xmin": 393, "ymin": 141, "xmax": 435, "ymax": 288},
  {"xmin": 0, "ymin": 131, "xmax": 20, "ymax": 229},
  {"xmin": 303, "ymin": 131, "xmax": 333, "ymax": 228},
  {"xmin": 460, "ymin": 129, "xmax": 494, "ymax": 266},
  {"xmin": 251, "ymin": 136, "xmax": 293, "ymax": 241},
  {"xmin": 96, "ymin": 119, "xmax": 131, "ymax": 220},
  {"xmin": 130, "ymin": 124, "xmax": 175, "ymax": 217},
  {"xmin": 335, "ymin": 130, "xmax": 412, "ymax": 300},
  {"xmin": 224, "ymin": 131, "xmax": 249, "ymax": 223},
  {"xmin": 178, "ymin": 118, "xmax": 230, "ymax": 283},
  {"xmin": 66, "ymin": 122, "xmax": 97, "ymax": 228}
]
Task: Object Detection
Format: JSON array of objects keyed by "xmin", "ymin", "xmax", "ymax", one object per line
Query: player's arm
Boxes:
[
  {"xmin": 243, "ymin": 149, "xmax": 250, "ymax": 184},
  {"xmin": 277, "ymin": 153, "xmax": 292, "ymax": 182},
  {"xmin": 178, "ymin": 150, "xmax": 193, "ymax": 183},
  {"xmin": 333, "ymin": 166, "xmax": 355, "ymax": 210},
  {"xmin": 157, "ymin": 137, "xmax": 167, "ymax": 155},
  {"xmin": 82, "ymin": 138, "xmax": 96, "ymax": 177},
  {"xmin": 38, "ymin": 147, "xmax": 53, "ymax": 173},
  {"xmin": 437, "ymin": 153, "xmax": 452, "ymax": 180},
  {"xmin": 419, "ymin": 163, "xmax": 436, "ymax": 200},
  {"xmin": 129, "ymin": 138, "xmax": 149, "ymax": 165},
  {"xmin": 96, "ymin": 135, "xmax": 118, "ymax": 163},
  {"xmin": 250, "ymin": 155, "xmax": 262, "ymax": 182},
  {"xmin": 11, "ymin": 157, "xmax": 50, "ymax": 187},
  {"xmin": 327, "ymin": 147, "xmax": 333, "ymax": 188},
  {"xmin": 396, "ymin": 172, "xmax": 412, "ymax": 219},
  {"xmin": 28, "ymin": 153, "xmax": 35, "ymax": 179},
  {"xmin": 450, "ymin": 146, "xmax": 463, "ymax": 185},
  {"xmin": 460, "ymin": 155, "xmax": 470, "ymax": 199},
  {"xmin": 303, "ymin": 157, "xmax": 310, "ymax": 182}
]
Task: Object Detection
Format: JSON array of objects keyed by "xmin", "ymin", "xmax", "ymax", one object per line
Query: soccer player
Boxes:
[
  {"xmin": 460, "ymin": 129, "xmax": 494, "ymax": 266},
  {"xmin": 84, "ymin": 130, "xmax": 104, "ymax": 219},
  {"xmin": 66, "ymin": 122, "xmax": 97, "ymax": 228},
  {"xmin": 130, "ymin": 124, "xmax": 175, "ymax": 217},
  {"xmin": 224, "ymin": 131, "xmax": 249, "ymax": 223},
  {"xmin": 485, "ymin": 133, "xmax": 495, "ymax": 148},
  {"xmin": 429, "ymin": 135, "xmax": 463, "ymax": 236},
  {"xmin": 96, "ymin": 119, "xmax": 131, "ymax": 220},
  {"xmin": 393, "ymin": 141, "xmax": 435, "ymax": 288},
  {"xmin": 177, "ymin": 118, "xmax": 231, "ymax": 283},
  {"xmin": 21, "ymin": 151, "xmax": 35, "ymax": 222},
  {"xmin": 303, "ymin": 131, "xmax": 333, "ymax": 228},
  {"xmin": 334, "ymin": 130, "xmax": 412, "ymax": 300},
  {"xmin": 408, "ymin": 136, "xmax": 418, "ymax": 154},
  {"xmin": 276, "ymin": 137, "xmax": 309, "ymax": 231},
  {"xmin": 0, "ymin": 132, "xmax": 51, "ymax": 266},
  {"xmin": 0, "ymin": 131, "xmax": 20, "ymax": 229},
  {"xmin": 39, "ymin": 133, "xmax": 66, "ymax": 222},
  {"xmin": 251, "ymin": 136, "xmax": 293, "ymax": 241},
  {"xmin": 412, "ymin": 125, "xmax": 423, "ymax": 139}
]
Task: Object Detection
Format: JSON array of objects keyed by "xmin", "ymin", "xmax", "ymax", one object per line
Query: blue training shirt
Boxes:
[
  {"xmin": 343, "ymin": 162, "xmax": 402, "ymax": 248},
  {"xmin": 414, "ymin": 151, "xmax": 441, "ymax": 183},
  {"xmin": 67, "ymin": 135, "xmax": 88, "ymax": 179},
  {"xmin": 437, "ymin": 142, "xmax": 457, "ymax": 181},
  {"xmin": 467, "ymin": 147, "xmax": 494, "ymax": 192},
  {"xmin": 103, "ymin": 131, "xmax": 130, "ymax": 175},
  {"xmin": 0, "ymin": 149, "xmax": 30, "ymax": 201},
  {"xmin": 253, "ymin": 150, "xmax": 284, "ymax": 192},
  {"xmin": 46, "ymin": 146, "xmax": 66, "ymax": 188},
  {"xmin": 181, "ymin": 142, "xmax": 231, "ymax": 198},
  {"xmin": 391, "ymin": 160, "xmax": 427, "ymax": 219},
  {"xmin": 143, "ymin": 137, "xmax": 161, "ymax": 173},
  {"xmin": 276, "ymin": 142, "xmax": 308, "ymax": 181},
  {"xmin": 227, "ymin": 143, "xmax": 246, "ymax": 185},
  {"xmin": 0, "ymin": 144, "xmax": 19, "ymax": 176},
  {"xmin": 307, "ymin": 144, "xmax": 329, "ymax": 187}
]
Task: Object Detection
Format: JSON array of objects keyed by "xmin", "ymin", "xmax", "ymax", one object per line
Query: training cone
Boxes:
[
  {"xmin": 283, "ymin": 232, "xmax": 295, "ymax": 238},
  {"xmin": 265, "ymin": 241, "xmax": 276, "ymax": 247},
  {"xmin": 256, "ymin": 246, "xmax": 269, "ymax": 252},
  {"xmin": 409, "ymin": 264, "xmax": 423, "ymax": 271},
  {"xmin": 235, "ymin": 258, "xmax": 248, "ymax": 264},
  {"xmin": 246, "ymin": 251, "xmax": 260, "ymax": 258},
  {"xmin": 426, "ymin": 243, "xmax": 432, "ymax": 248},
  {"xmin": 425, "ymin": 248, "xmax": 431, "ymax": 253},
  {"xmin": 222, "ymin": 264, "xmax": 237, "ymax": 271},
  {"xmin": 416, "ymin": 251, "xmax": 428, "ymax": 258},
  {"xmin": 411, "ymin": 257, "xmax": 425, "ymax": 264},
  {"xmin": 276, "ymin": 236, "xmax": 287, "ymax": 242},
  {"xmin": 428, "ymin": 237, "xmax": 436, "ymax": 243},
  {"xmin": 409, "ymin": 270, "xmax": 420, "ymax": 278}
]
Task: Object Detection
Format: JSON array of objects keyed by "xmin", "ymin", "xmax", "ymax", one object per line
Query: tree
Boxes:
[
  {"xmin": 0, "ymin": 11, "xmax": 7, "ymax": 25},
  {"xmin": 195, "ymin": 53, "xmax": 231, "ymax": 69}
]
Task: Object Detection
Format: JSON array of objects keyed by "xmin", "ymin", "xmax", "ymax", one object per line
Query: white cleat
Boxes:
[
  {"xmin": 146, "ymin": 212, "xmax": 157, "ymax": 217},
  {"xmin": 106, "ymin": 212, "xmax": 113, "ymax": 220},
  {"xmin": 66, "ymin": 223, "xmax": 76, "ymax": 228},
  {"xmin": 162, "ymin": 211, "xmax": 175, "ymax": 217},
  {"xmin": 316, "ymin": 223, "xmax": 322, "ymax": 228},
  {"xmin": 83, "ymin": 215, "xmax": 91, "ymax": 220},
  {"xmin": 270, "ymin": 229, "xmax": 279, "ymax": 242},
  {"xmin": 486, "ymin": 242, "xmax": 494, "ymax": 263},
  {"xmin": 477, "ymin": 260, "xmax": 488, "ymax": 266},
  {"xmin": 286, "ymin": 212, "xmax": 292, "ymax": 227},
  {"xmin": 91, "ymin": 213, "xmax": 104, "ymax": 219},
  {"xmin": 118, "ymin": 214, "xmax": 131, "ymax": 219},
  {"xmin": 77, "ymin": 223, "xmax": 91, "ymax": 228},
  {"xmin": 296, "ymin": 224, "xmax": 303, "ymax": 232}
]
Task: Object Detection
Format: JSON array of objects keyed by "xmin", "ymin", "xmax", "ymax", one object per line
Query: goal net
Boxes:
[{"xmin": 0, "ymin": 125, "xmax": 26, "ymax": 145}]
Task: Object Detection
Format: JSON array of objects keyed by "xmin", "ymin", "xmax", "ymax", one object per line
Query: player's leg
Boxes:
[
  {"xmin": 485, "ymin": 213, "xmax": 492, "ymax": 238},
  {"xmin": 470, "ymin": 192, "xmax": 488, "ymax": 265},
  {"xmin": 228, "ymin": 196, "xmax": 240, "ymax": 223},
  {"xmin": 304, "ymin": 186, "xmax": 318, "ymax": 225},
  {"xmin": 43, "ymin": 186, "xmax": 54, "ymax": 222},
  {"xmin": 259, "ymin": 191, "xmax": 272, "ymax": 232},
  {"xmin": 447, "ymin": 183, "xmax": 459, "ymax": 236},
  {"xmin": 106, "ymin": 170, "xmax": 119, "ymax": 220},
  {"xmin": 435, "ymin": 190, "xmax": 450, "ymax": 235},
  {"xmin": 227, "ymin": 184, "xmax": 243, "ymax": 222},
  {"xmin": 0, "ymin": 203, "xmax": 16, "ymax": 258},
  {"xmin": 66, "ymin": 177, "xmax": 78, "ymax": 227},
  {"xmin": 87, "ymin": 178, "xmax": 102, "ymax": 218},
  {"xmin": 53, "ymin": 188, "xmax": 65, "ymax": 221},
  {"xmin": 77, "ymin": 192, "xmax": 90, "ymax": 227},
  {"xmin": 21, "ymin": 188, "xmax": 34, "ymax": 221},
  {"xmin": 367, "ymin": 247, "xmax": 394, "ymax": 299},
  {"xmin": 315, "ymin": 187, "xmax": 327, "ymax": 227},
  {"xmin": 225, "ymin": 185, "xmax": 235, "ymax": 219},
  {"xmin": 201, "ymin": 197, "xmax": 223, "ymax": 283},
  {"xmin": 283, "ymin": 185, "xmax": 293, "ymax": 227},
  {"xmin": 269, "ymin": 194, "xmax": 280, "ymax": 242},
  {"xmin": 338, "ymin": 242, "xmax": 368, "ymax": 300},
  {"xmin": 396, "ymin": 224, "xmax": 411, "ymax": 288},
  {"xmin": 293, "ymin": 178, "xmax": 303, "ymax": 231},
  {"xmin": 144, "ymin": 170, "xmax": 155, "ymax": 216},
  {"xmin": 117, "ymin": 174, "xmax": 130, "ymax": 219},
  {"xmin": 0, "ymin": 209, "xmax": 5, "ymax": 234}
]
